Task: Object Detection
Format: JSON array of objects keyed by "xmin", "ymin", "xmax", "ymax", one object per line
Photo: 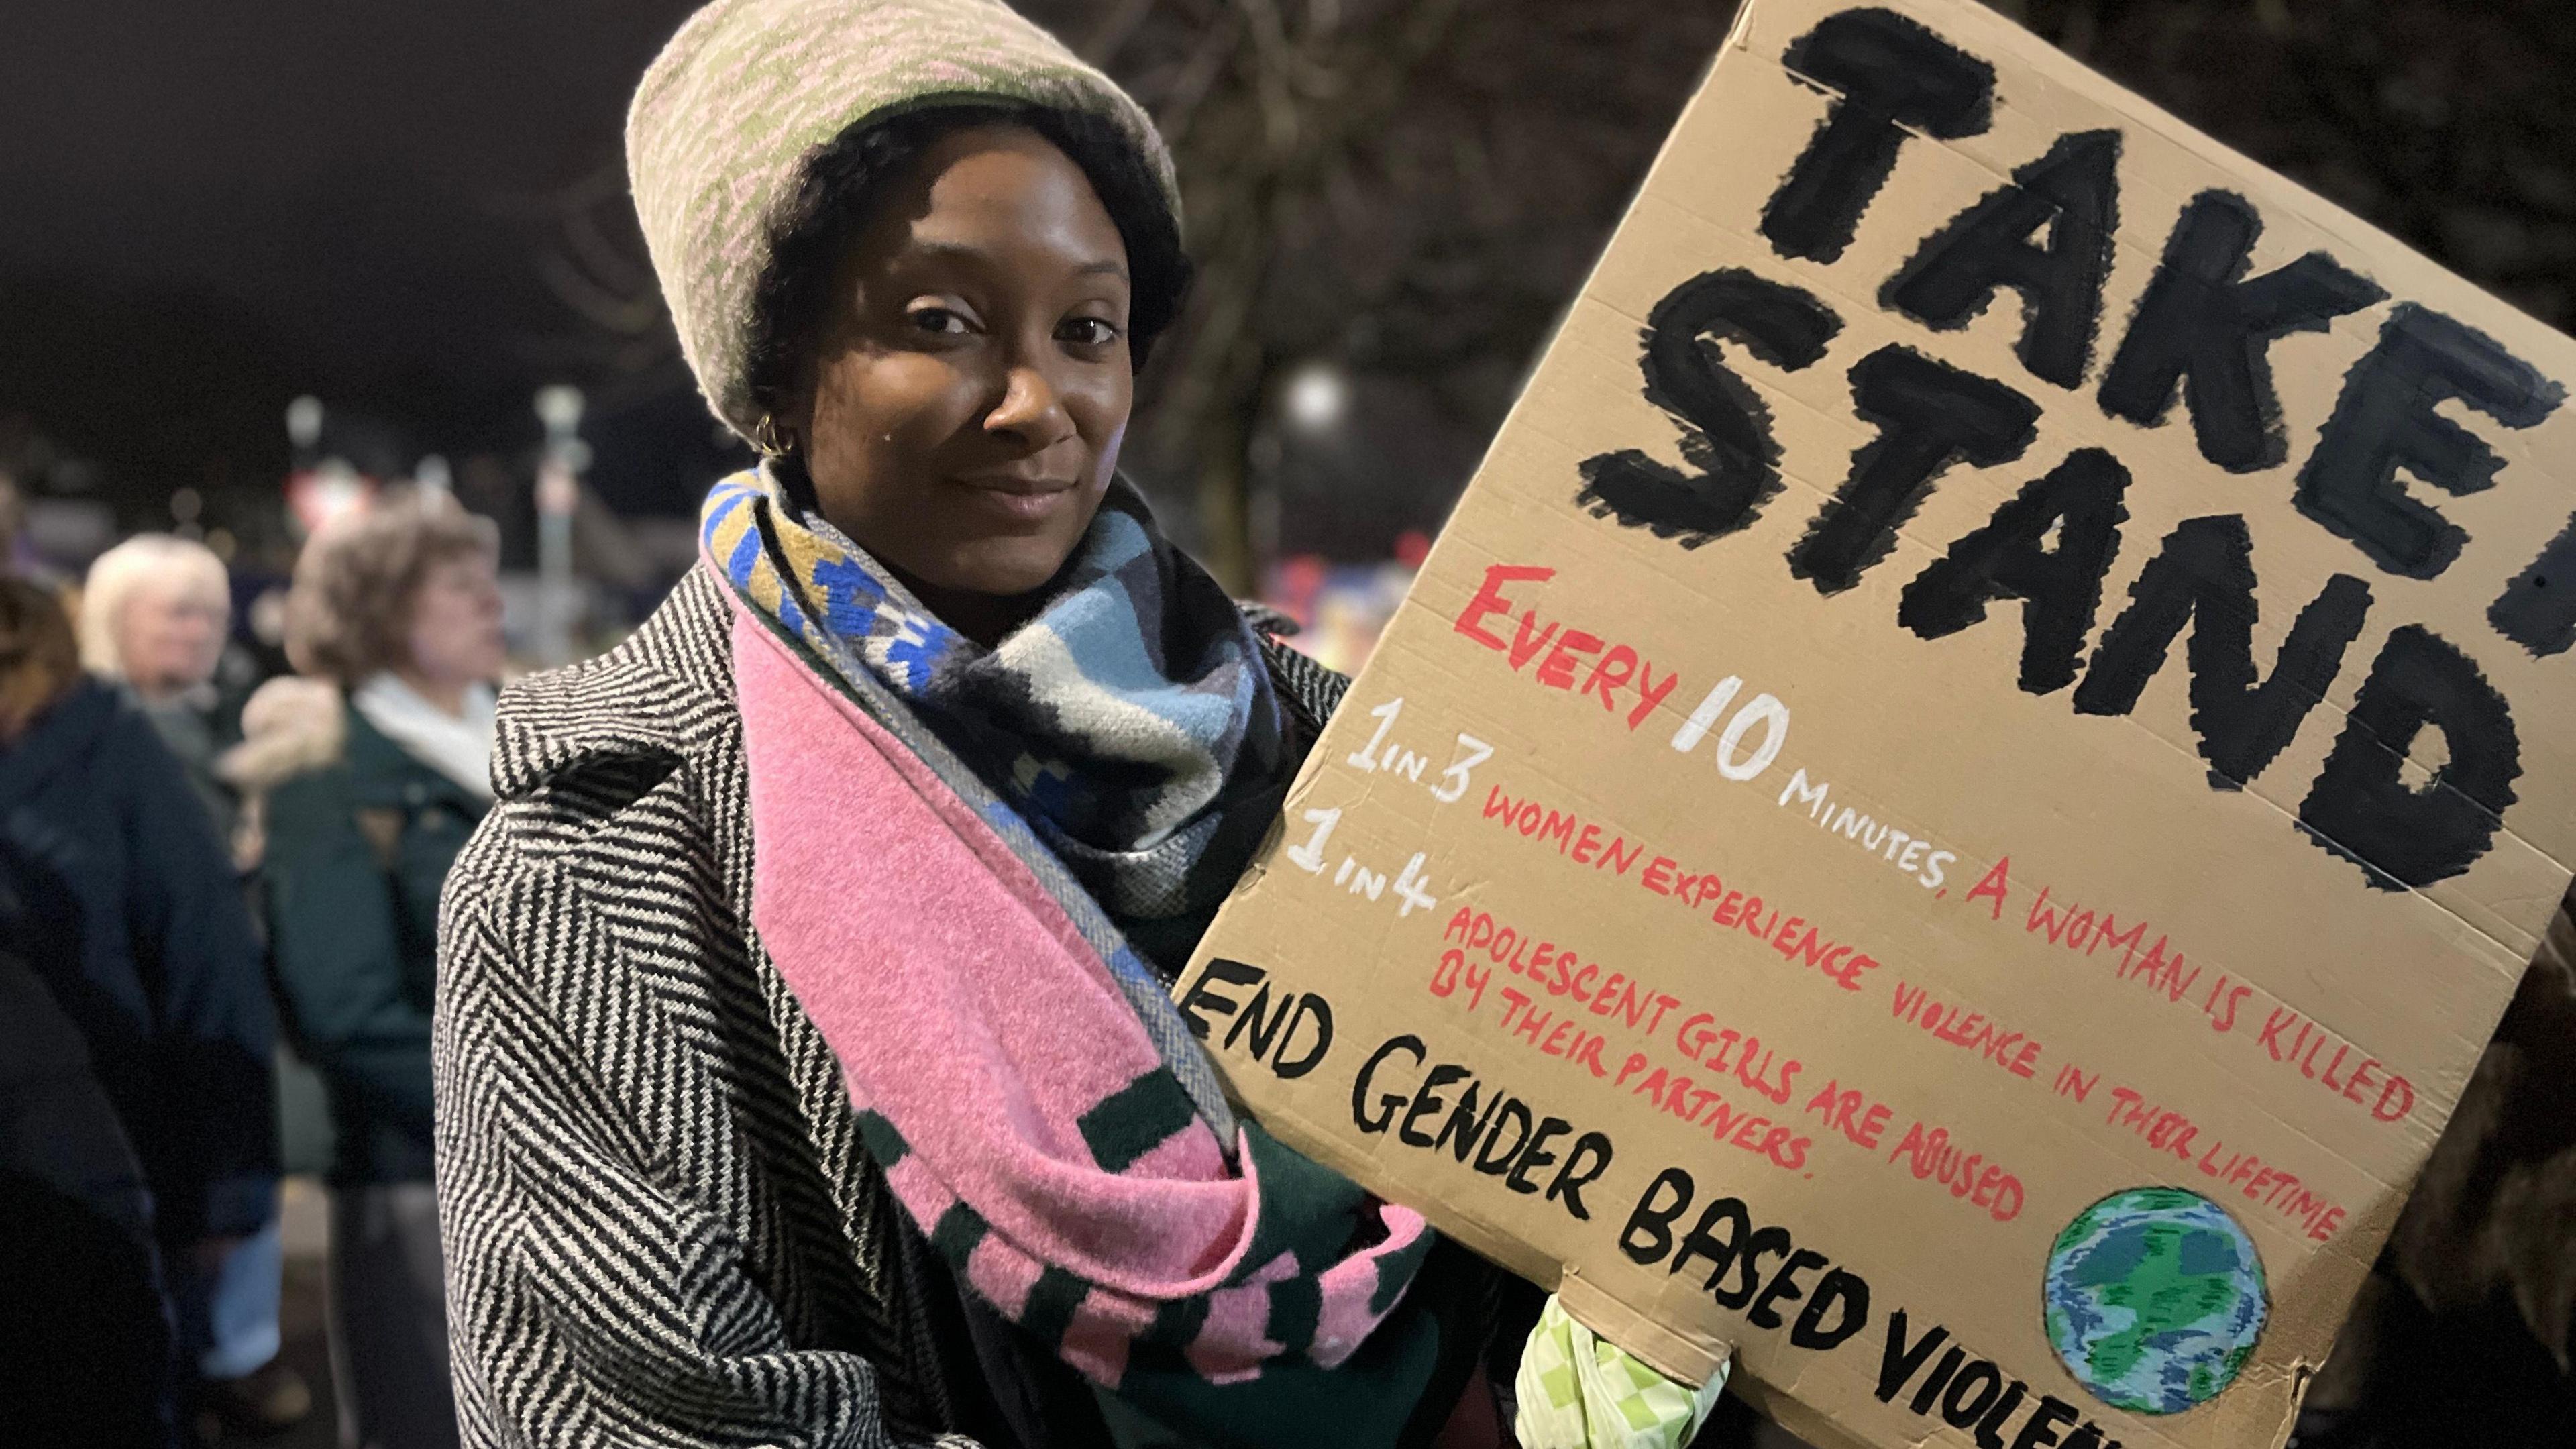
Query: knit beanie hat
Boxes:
[{"xmin": 627, "ymin": 0, "xmax": 1178, "ymax": 442}]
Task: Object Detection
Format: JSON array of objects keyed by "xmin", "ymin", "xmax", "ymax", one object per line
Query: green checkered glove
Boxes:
[{"xmin": 1513, "ymin": 1294, "xmax": 1729, "ymax": 1449}]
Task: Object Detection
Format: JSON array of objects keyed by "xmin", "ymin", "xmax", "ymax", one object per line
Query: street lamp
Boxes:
[
  {"xmin": 533, "ymin": 386, "xmax": 587, "ymax": 667},
  {"xmin": 1283, "ymin": 361, "xmax": 1350, "ymax": 433}
]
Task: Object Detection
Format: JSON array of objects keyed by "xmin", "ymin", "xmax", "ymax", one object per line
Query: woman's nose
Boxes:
[{"xmin": 983, "ymin": 362, "xmax": 1074, "ymax": 451}]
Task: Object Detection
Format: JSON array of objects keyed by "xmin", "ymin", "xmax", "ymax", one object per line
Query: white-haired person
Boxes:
[
  {"xmin": 80, "ymin": 533, "xmax": 252, "ymax": 853},
  {"xmin": 78, "ymin": 531, "xmax": 312, "ymax": 1438}
]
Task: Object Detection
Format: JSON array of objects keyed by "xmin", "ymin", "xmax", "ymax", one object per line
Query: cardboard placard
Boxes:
[{"xmin": 1176, "ymin": 3, "xmax": 2576, "ymax": 1448}]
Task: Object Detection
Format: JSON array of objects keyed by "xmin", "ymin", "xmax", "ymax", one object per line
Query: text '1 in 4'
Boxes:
[{"xmin": 1286, "ymin": 696, "xmax": 1495, "ymax": 917}]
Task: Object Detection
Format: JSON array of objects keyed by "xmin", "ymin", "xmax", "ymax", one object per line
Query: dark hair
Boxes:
[
  {"xmin": 0, "ymin": 576, "xmax": 80, "ymax": 742},
  {"xmin": 283, "ymin": 490, "xmax": 498, "ymax": 687},
  {"xmin": 744, "ymin": 101, "xmax": 1192, "ymax": 434}
]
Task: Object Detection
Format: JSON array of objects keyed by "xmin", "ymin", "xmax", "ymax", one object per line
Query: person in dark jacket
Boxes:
[
  {"xmin": 226, "ymin": 490, "xmax": 501, "ymax": 1449},
  {"xmin": 0, "ymin": 574, "xmax": 277, "ymax": 1444},
  {"xmin": 80, "ymin": 529, "xmax": 316, "ymax": 1437},
  {"xmin": 0, "ymin": 943, "xmax": 182, "ymax": 1449}
]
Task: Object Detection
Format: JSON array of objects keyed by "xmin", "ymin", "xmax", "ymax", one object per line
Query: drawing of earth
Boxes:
[{"xmin": 2041, "ymin": 1187, "xmax": 2267, "ymax": 1414}]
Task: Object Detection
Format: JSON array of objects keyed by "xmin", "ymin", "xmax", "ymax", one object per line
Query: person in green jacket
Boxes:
[{"xmin": 227, "ymin": 491, "xmax": 503, "ymax": 1449}]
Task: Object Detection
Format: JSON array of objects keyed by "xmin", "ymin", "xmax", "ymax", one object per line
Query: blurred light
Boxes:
[
  {"xmin": 534, "ymin": 385, "xmax": 586, "ymax": 440},
  {"xmin": 248, "ymin": 588, "xmax": 289, "ymax": 647},
  {"xmin": 1282, "ymin": 362, "xmax": 1349, "ymax": 433},
  {"xmin": 415, "ymin": 454, "xmax": 452, "ymax": 496},
  {"xmin": 170, "ymin": 486, "xmax": 203, "ymax": 523},
  {"xmin": 205, "ymin": 527, "xmax": 238, "ymax": 564},
  {"xmin": 288, "ymin": 459, "xmax": 373, "ymax": 535},
  {"xmin": 286, "ymin": 395, "xmax": 324, "ymax": 450}
]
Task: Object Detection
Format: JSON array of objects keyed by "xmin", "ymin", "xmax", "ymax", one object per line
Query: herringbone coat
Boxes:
[{"xmin": 433, "ymin": 567, "xmax": 1350, "ymax": 1448}]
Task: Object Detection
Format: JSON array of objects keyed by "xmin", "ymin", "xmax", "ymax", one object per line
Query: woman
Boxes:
[
  {"xmin": 80, "ymin": 532, "xmax": 314, "ymax": 1437},
  {"xmin": 433, "ymin": 3, "xmax": 1533, "ymax": 1446},
  {"xmin": 231, "ymin": 492, "xmax": 502, "ymax": 1449},
  {"xmin": 80, "ymin": 534, "xmax": 248, "ymax": 848},
  {"xmin": 0, "ymin": 575, "xmax": 277, "ymax": 1447}
]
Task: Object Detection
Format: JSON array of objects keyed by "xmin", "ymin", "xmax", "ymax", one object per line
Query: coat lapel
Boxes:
[{"xmin": 488, "ymin": 567, "xmax": 962, "ymax": 1432}]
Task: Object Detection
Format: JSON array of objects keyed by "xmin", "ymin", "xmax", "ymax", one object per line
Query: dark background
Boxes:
[
  {"xmin": 1, "ymin": 3, "xmax": 2567, "ymax": 1444},
  {"xmin": 0, "ymin": 0, "xmax": 722, "ymax": 525},
  {"xmin": 5, "ymin": 1, "xmax": 2569, "ymax": 580}
]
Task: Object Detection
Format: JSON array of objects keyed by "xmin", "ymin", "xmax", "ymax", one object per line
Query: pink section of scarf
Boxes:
[{"xmin": 733, "ymin": 602, "xmax": 1279, "ymax": 1295}]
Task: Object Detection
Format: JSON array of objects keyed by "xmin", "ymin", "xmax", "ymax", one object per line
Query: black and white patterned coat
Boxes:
[{"xmin": 433, "ymin": 567, "xmax": 1348, "ymax": 1448}]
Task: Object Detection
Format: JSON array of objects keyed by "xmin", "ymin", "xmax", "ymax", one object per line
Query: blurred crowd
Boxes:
[
  {"xmin": 5, "ymin": 487, "xmax": 2574, "ymax": 1449},
  {"xmin": 2, "ymin": 487, "xmax": 500, "ymax": 1449},
  {"xmin": 0, "ymin": 377, "xmax": 1428, "ymax": 1449}
]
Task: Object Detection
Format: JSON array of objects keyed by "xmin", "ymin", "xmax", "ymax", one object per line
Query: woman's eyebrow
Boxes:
[{"xmin": 900, "ymin": 239, "xmax": 998, "ymax": 270}]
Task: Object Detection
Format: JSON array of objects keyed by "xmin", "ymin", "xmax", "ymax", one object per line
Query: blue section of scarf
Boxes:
[{"xmin": 702, "ymin": 463, "xmax": 1291, "ymax": 981}]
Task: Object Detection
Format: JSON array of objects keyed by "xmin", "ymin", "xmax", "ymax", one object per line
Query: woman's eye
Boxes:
[
  {"xmin": 1060, "ymin": 317, "xmax": 1121, "ymax": 348},
  {"xmin": 908, "ymin": 307, "xmax": 971, "ymax": 335}
]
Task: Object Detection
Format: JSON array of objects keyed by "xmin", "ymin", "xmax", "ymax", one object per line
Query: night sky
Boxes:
[{"xmin": 1, "ymin": 0, "xmax": 722, "ymax": 519}]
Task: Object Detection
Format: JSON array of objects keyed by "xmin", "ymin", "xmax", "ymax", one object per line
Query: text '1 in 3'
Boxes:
[{"xmin": 1285, "ymin": 697, "xmax": 1494, "ymax": 918}]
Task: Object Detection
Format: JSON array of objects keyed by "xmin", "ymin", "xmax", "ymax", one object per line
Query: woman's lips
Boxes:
[{"xmin": 952, "ymin": 473, "xmax": 1078, "ymax": 521}]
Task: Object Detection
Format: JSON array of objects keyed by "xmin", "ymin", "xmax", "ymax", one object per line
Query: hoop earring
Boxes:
[{"xmin": 751, "ymin": 413, "xmax": 793, "ymax": 458}]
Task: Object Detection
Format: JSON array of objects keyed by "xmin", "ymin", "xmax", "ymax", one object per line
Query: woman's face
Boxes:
[
  {"xmin": 406, "ymin": 551, "xmax": 506, "ymax": 689},
  {"xmin": 793, "ymin": 124, "xmax": 1135, "ymax": 624},
  {"xmin": 119, "ymin": 577, "xmax": 229, "ymax": 697}
]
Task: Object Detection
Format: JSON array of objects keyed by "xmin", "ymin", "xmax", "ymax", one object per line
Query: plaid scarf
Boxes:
[
  {"xmin": 707, "ymin": 464, "xmax": 1290, "ymax": 975},
  {"xmin": 704, "ymin": 466, "xmax": 1445, "ymax": 1444}
]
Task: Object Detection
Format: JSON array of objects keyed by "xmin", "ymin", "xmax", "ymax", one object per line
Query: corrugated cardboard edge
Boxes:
[{"xmin": 1558, "ymin": 1269, "xmax": 1735, "ymax": 1389}]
